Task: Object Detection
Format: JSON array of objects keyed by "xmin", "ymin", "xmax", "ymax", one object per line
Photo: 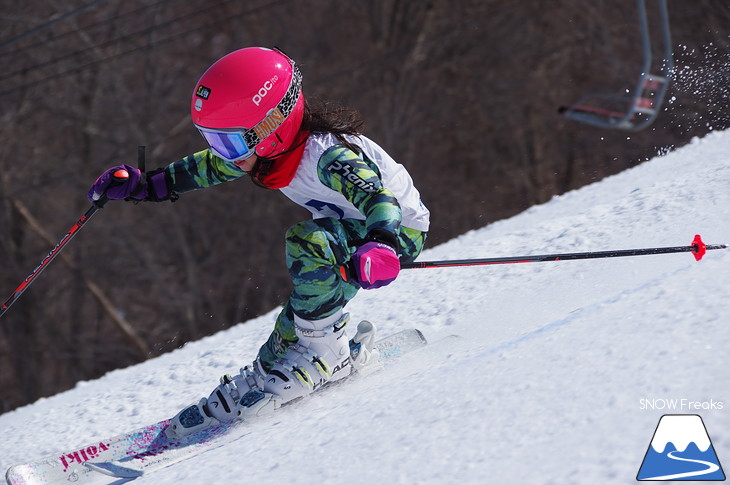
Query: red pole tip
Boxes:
[
  {"xmin": 691, "ymin": 234, "xmax": 707, "ymax": 261},
  {"xmin": 113, "ymin": 169, "xmax": 130, "ymax": 180}
]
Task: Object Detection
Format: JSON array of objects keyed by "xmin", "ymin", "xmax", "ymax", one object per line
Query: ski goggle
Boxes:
[
  {"xmin": 197, "ymin": 127, "xmax": 255, "ymax": 161},
  {"xmin": 195, "ymin": 61, "xmax": 303, "ymax": 162}
]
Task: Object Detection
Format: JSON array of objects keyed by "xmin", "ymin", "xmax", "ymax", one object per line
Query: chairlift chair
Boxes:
[{"xmin": 560, "ymin": 0, "xmax": 673, "ymax": 131}]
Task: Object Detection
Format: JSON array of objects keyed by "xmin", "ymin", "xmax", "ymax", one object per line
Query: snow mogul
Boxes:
[{"xmin": 88, "ymin": 47, "xmax": 430, "ymax": 438}]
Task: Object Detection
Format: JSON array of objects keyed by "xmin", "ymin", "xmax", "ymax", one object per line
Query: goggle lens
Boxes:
[{"xmin": 198, "ymin": 129, "xmax": 252, "ymax": 161}]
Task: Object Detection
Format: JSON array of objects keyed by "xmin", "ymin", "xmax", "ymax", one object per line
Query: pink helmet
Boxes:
[{"xmin": 191, "ymin": 47, "xmax": 305, "ymax": 160}]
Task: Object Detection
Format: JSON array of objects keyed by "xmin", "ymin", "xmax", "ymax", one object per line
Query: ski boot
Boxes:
[
  {"xmin": 238, "ymin": 315, "xmax": 382, "ymax": 418},
  {"xmin": 165, "ymin": 359, "xmax": 266, "ymax": 440},
  {"xmin": 236, "ymin": 310, "xmax": 354, "ymax": 418},
  {"xmin": 166, "ymin": 312, "xmax": 381, "ymax": 439}
]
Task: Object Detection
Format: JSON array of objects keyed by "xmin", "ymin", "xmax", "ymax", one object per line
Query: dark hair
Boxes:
[{"xmin": 301, "ymin": 97, "xmax": 365, "ymax": 138}]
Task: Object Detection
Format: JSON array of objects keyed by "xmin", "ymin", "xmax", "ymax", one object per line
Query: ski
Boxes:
[{"xmin": 6, "ymin": 327, "xmax": 427, "ymax": 485}]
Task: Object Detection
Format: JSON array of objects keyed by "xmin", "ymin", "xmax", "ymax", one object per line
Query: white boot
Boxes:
[
  {"xmin": 167, "ymin": 312, "xmax": 378, "ymax": 437},
  {"xmin": 165, "ymin": 359, "xmax": 266, "ymax": 440},
  {"xmin": 237, "ymin": 311, "xmax": 352, "ymax": 419}
]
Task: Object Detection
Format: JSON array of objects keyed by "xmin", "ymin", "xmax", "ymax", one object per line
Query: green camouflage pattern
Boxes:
[
  {"xmin": 159, "ymin": 143, "xmax": 426, "ymax": 370},
  {"xmin": 317, "ymin": 144, "xmax": 402, "ymax": 236},
  {"xmin": 257, "ymin": 218, "xmax": 426, "ymax": 371},
  {"xmin": 163, "ymin": 149, "xmax": 245, "ymax": 193}
]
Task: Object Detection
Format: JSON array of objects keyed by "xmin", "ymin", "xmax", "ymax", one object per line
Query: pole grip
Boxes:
[
  {"xmin": 138, "ymin": 145, "xmax": 146, "ymax": 174},
  {"xmin": 93, "ymin": 168, "xmax": 131, "ymax": 208}
]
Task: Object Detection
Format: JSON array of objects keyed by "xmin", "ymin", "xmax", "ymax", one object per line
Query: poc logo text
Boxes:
[{"xmin": 252, "ymin": 75, "xmax": 279, "ymax": 106}]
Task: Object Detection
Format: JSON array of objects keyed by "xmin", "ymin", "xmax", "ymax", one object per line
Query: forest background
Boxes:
[{"xmin": 1, "ymin": 0, "xmax": 728, "ymax": 411}]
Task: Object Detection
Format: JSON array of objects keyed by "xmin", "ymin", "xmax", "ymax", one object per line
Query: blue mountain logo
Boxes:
[{"xmin": 637, "ymin": 414, "xmax": 725, "ymax": 481}]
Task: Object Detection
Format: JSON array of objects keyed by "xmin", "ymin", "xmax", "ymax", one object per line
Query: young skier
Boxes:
[{"xmin": 88, "ymin": 47, "xmax": 430, "ymax": 438}]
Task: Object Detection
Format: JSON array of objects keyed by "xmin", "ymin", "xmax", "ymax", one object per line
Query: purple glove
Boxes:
[
  {"xmin": 87, "ymin": 165, "xmax": 145, "ymax": 202},
  {"xmin": 87, "ymin": 165, "xmax": 169, "ymax": 203},
  {"xmin": 351, "ymin": 241, "xmax": 400, "ymax": 289}
]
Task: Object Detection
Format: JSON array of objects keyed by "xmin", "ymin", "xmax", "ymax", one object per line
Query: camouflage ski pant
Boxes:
[{"xmin": 257, "ymin": 218, "xmax": 426, "ymax": 371}]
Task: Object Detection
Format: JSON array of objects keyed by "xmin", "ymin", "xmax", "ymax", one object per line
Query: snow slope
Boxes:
[{"xmin": 1, "ymin": 131, "xmax": 729, "ymax": 484}]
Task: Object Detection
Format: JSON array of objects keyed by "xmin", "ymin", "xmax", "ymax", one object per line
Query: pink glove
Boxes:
[{"xmin": 352, "ymin": 242, "xmax": 400, "ymax": 289}]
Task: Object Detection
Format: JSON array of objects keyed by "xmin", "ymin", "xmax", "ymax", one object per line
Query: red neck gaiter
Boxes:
[{"xmin": 253, "ymin": 131, "xmax": 310, "ymax": 189}]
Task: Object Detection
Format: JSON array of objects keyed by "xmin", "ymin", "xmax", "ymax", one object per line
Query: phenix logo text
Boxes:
[
  {"xmin": 639, "ymin": 398, "xmax": 724, "ymax": 411},
  {"xmin": 327, "ymin": 161, "xmax": 376, "ymax": 193}
]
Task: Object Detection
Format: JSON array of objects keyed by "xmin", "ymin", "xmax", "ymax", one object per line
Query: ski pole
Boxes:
[
  {"xmin": 401, "ymin": 234, "xmax": 726, "ymax": 270},
  {"xmin": 0, "ymin": 169, "xmax": 131, "ymax": 318}
]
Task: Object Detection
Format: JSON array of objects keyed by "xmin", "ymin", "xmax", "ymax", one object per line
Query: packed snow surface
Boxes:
[{"xmin": 2, "ymin": 131, "xmax": 729, "ymax": 484}]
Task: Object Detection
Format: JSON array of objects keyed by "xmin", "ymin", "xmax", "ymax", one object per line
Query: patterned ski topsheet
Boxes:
[{"xmin": 6, "ymin": 328, "xmax": 427, "ymax": 485}]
